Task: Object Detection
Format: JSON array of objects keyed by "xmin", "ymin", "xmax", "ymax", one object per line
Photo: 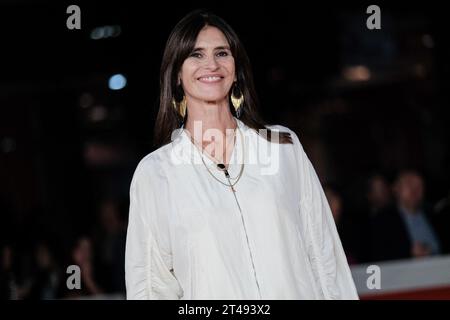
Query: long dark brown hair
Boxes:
[{"xmin": 154, "ymin": 9, "xmax": 293, "ymax": 148}]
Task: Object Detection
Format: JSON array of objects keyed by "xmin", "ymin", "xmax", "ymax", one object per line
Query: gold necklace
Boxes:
[
  {"xmin": 186, "ymin": 125, "xmax": 245, "ymax": 192},
  {"xmin": 199, "ymin": 126, "xmax": 237, "ymax": 167}
]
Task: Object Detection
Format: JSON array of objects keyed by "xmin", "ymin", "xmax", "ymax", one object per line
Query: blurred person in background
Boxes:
[
  {"xmin": 370, "ymin": 170, "xmax": 441, "ymax": 261},
  {"xmin": 93, "ymin": 198, "xmax": 127, "ymax": 294},
  {"xmin": 357, "ymin": 173, "xmax": 394, "ymax": 262},
  {"xmin": 0, "ymin": 243, "xmax": 18, "ymax": 299},
  {"xmin": 366, "ymin": 174, "xmax": 393, "ymax": 217},
  {"xmin": 324, "ymin": 185, "xmax": 359, "ymax": 265},
  {"xmin": 26, "ymin": 241, "xmax": 61, "ymax": 300},
  {"xmin": 59, "ymin": 235, "xmax": 104, "ymax": 298}
]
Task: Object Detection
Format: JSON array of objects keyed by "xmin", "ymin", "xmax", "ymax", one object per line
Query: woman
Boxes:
[{"xmin": 125, "ymin": 9, "xmax": 358, "ymax": 300}]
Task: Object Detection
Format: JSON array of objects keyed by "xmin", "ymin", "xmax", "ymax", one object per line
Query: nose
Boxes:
[{"xmin": 204, "ymin": 55, "xmax": 219, "ymax": 70}]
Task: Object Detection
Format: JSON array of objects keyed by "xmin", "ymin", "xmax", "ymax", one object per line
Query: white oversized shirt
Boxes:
[{"xmin": 125, "ymin": 117, "xmax": 359, "ymax": 300}]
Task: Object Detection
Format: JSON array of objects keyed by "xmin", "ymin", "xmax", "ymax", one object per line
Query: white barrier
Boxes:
[{"xmin": 350, "ymin": 254, "xmax": 450, "ymax": 297}]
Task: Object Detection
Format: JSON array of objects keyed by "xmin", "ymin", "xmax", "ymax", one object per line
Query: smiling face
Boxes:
[{"xmin": 179, "ymin": 26, "xmax": 236, "ymax": 104}]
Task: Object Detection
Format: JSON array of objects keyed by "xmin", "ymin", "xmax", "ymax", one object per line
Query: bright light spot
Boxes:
[
  {"xmin": 90, "ymin": 28, "xmax": 104, "ymax": 40},
  {"xmin": 90, "ymin": 25, "xmax": 122, "ymax": 40},
  {"xmin": 103, "ymin": 26, "xmax": 114, "ymax": 38},
  {"xmin": 108, "ymin": 74, "xmax": 127, "ymax": 90},
  {"xmin": 342, "ymin": 65, "xmax": 371, "ymax": 82}
]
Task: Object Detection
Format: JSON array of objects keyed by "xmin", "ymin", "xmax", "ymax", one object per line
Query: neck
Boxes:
[{"xmin": 184, "ymin": 98, "xmax": 237, "ymax": 144}]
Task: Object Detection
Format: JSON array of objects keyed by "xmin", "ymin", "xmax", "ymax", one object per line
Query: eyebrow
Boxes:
[{"xmin": 192, "ymin": 46, "xmax": 231, "ymax": 51}]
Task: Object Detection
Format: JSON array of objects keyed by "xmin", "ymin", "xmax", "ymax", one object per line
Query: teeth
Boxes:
[{"xmin": 199, "ymin": 76, "xmax": 221, "ymax": 81}]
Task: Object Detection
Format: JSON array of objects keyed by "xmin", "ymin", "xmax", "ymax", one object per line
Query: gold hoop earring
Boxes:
[
  {"xmin": 231, "ymin": 84, "xmax": 244, "ymax": 118},
  {"xmin": 172, "ymin": 95, "xmax": 187, "ymax": 118}
]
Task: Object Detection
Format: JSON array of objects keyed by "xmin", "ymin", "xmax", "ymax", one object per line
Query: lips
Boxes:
[{"xmin": 197, "ymin": 74, "xmax": 224, "ymax": 83}]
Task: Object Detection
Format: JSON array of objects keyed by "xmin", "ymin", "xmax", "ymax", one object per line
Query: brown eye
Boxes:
[
  {"xmin": 216, "ymin": 51, "xmax": 229, "ymax": 57},
  {"xmin": 190, "ymin": 52, "xmax": 202, "ymax": 58}
]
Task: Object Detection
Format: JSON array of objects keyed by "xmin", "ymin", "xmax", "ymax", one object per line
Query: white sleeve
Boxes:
[
  {"xmin": 289, "ymin": 129, "xmax": 359, "ymax": 300},
  {"xmin": 125, "ymin": 159, "xmax": 184, "ymax": 300}
]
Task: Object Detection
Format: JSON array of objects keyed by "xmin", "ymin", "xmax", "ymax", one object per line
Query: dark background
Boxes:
[{"xmin": 0, "ymin": 1, "xmax": 449, "ymax": 298}]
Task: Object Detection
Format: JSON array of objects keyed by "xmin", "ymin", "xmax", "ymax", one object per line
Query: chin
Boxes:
[{"xmin": 197, "ymin": 93, "xmax": 229, "ymax": 103}]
